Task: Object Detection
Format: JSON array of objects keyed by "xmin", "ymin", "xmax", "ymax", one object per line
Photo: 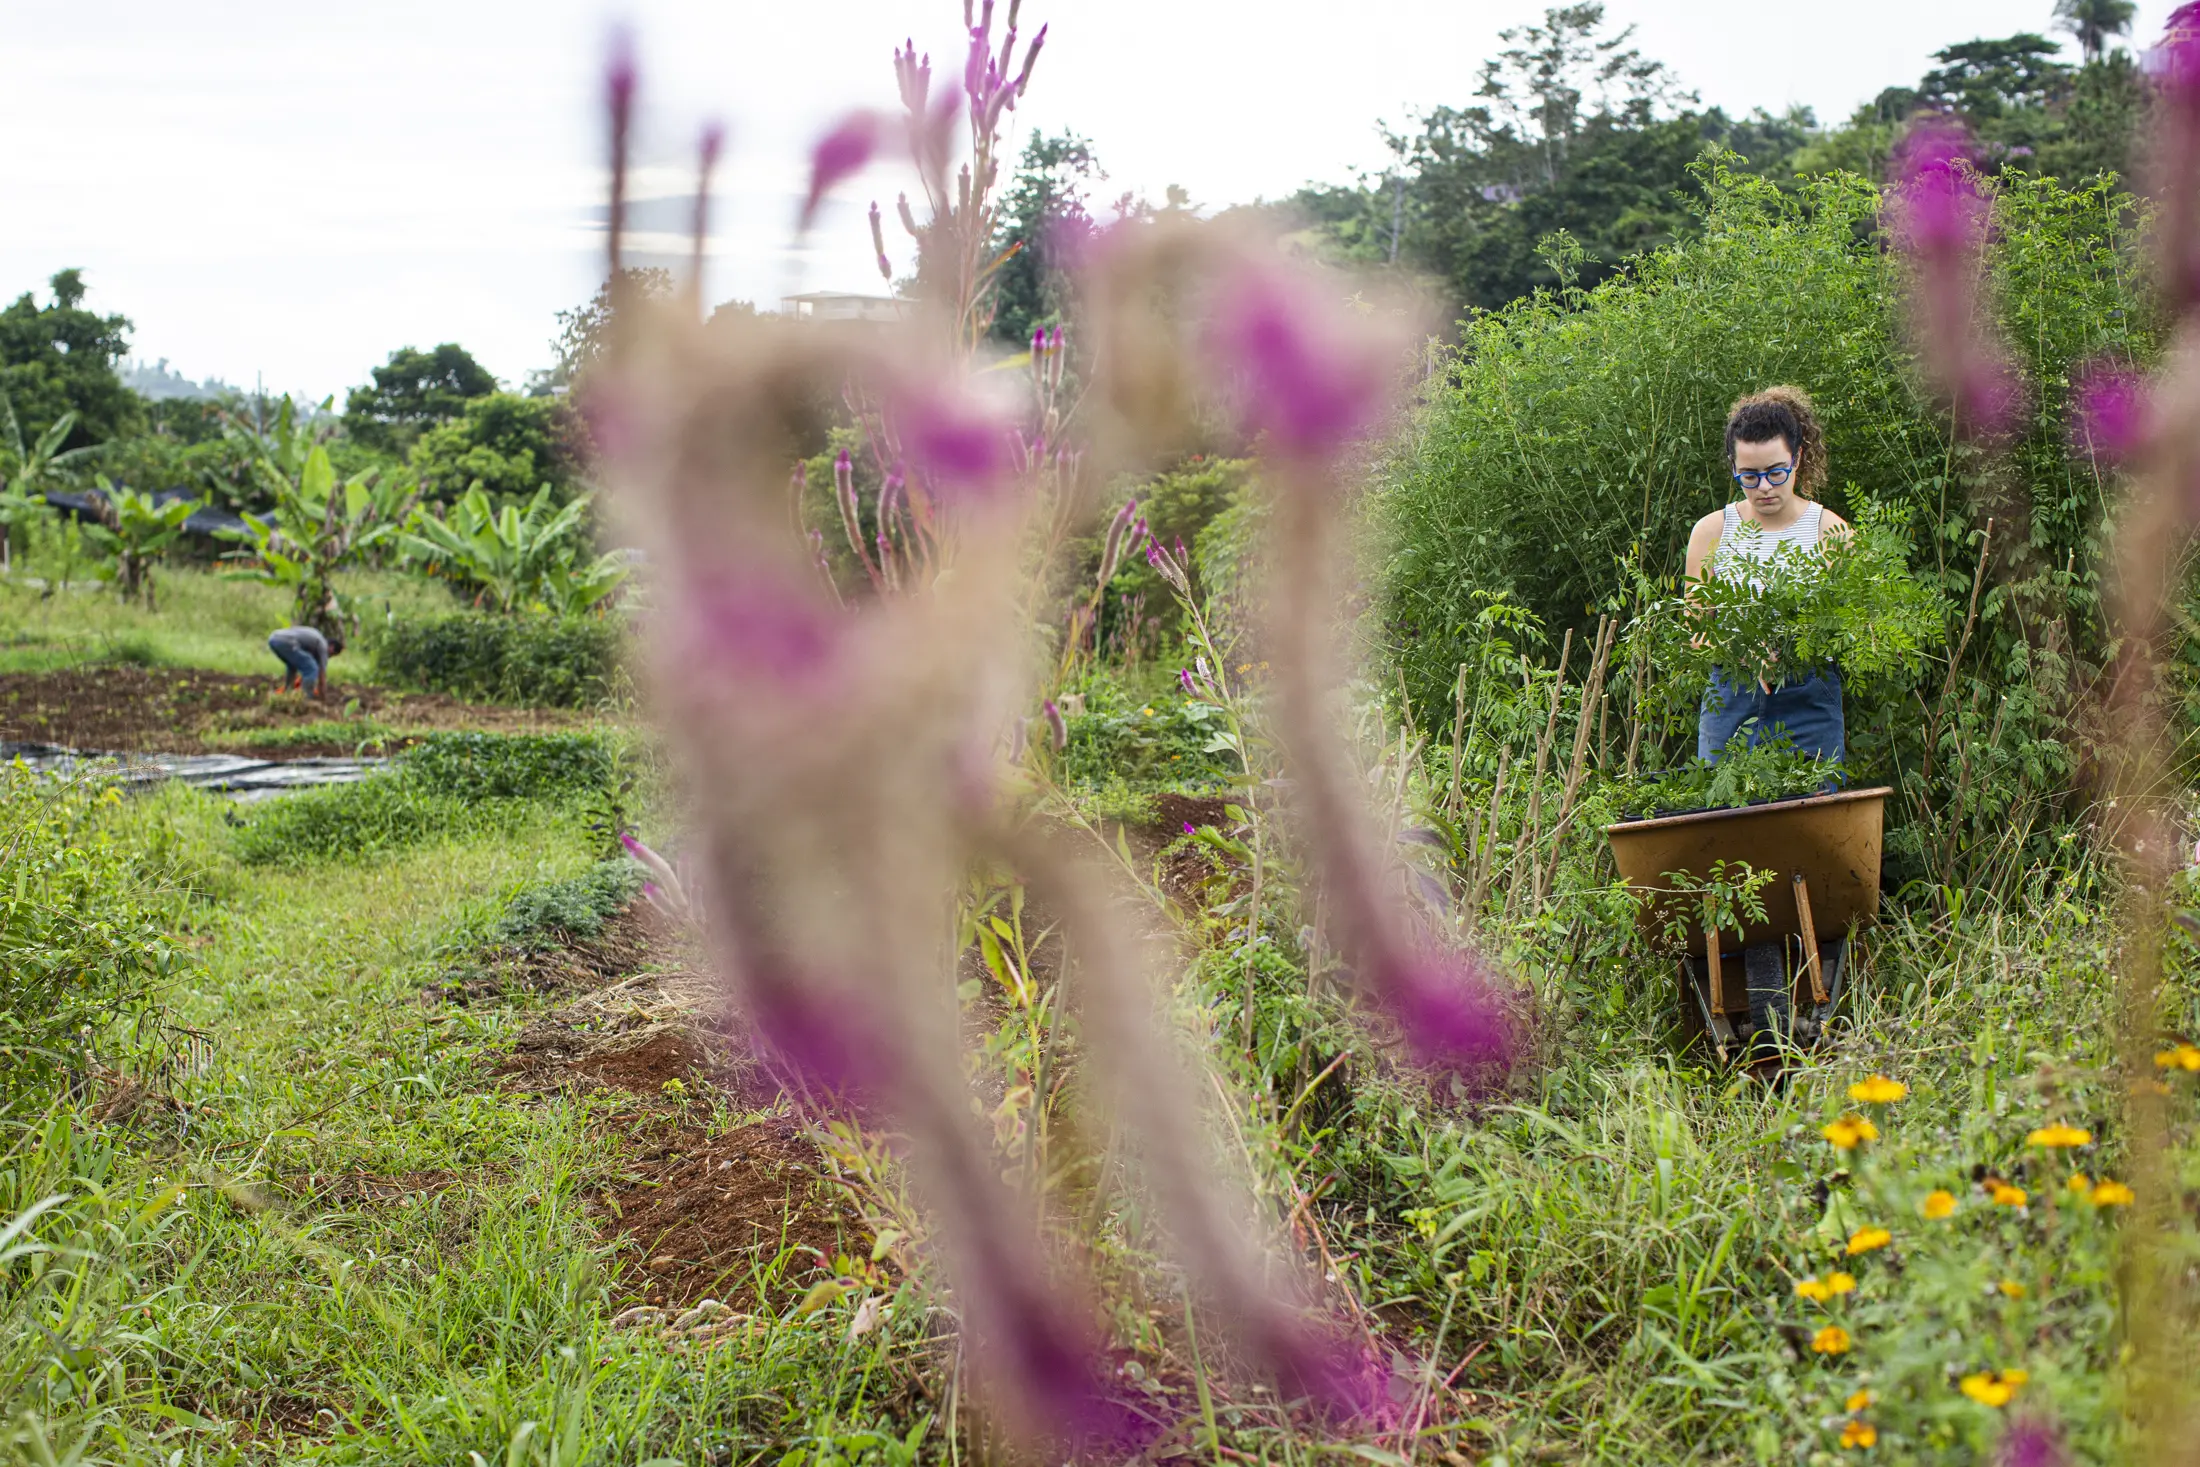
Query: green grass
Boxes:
[{"xmin": 0, "ymin": 565, "xmax": 456, "ymax": 677}]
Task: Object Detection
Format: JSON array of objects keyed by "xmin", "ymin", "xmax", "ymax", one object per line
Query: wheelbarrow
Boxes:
[{"xmin": 1605, "ymin": 787, "xmax": 1891, "ymax": 1060}]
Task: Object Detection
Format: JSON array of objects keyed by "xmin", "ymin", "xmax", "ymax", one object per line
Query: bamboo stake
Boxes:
[{"xmin": 1792, "ymin": 873, "xmax": 1828, "ymax": 1006}]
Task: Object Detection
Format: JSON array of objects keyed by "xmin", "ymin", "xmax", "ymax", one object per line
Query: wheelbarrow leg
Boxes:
[
  {"xmin": 1699, "ymin": 920, "xmax": 1738, "ymax": 1060},
  {"xmin": 1791, "ymin": 874, "xmax": 1828, "ymax": 1006}
]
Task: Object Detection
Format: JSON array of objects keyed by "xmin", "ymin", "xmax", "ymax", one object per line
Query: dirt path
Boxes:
[{"xmin": 0, "ymin": 666, "xmax": 597, "ymax": 757}]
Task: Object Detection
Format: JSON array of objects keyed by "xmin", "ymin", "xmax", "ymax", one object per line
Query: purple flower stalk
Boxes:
[
  {"xmin": 2071, "ymin": 359, "xmax": 2148, "ymax": 466},
  {"xmin": 801, "ymin": 111, "xmax": 881, "ymax": 232},
  {"xmin": 1095, "ymin": 496, "xmax": 1137, "ymax": 589},
  {"xmin": 1208, "ymin": 266, "xmax": 1388, "ymax": 463},
  {"xmin": 604, "ymin": 29, "xmax": 637, "ymax": 272},
  {"xmin": 896, "ymin": 391, "xmax": 1008, "ymax": 496},
  {"xmin": 1995, "ymin": 1417, "xmax": 2067, "ymax": 1467},
  {"xmin": 869, "ymin": 202, "xmax": 892, "ymax": 281},
  {"xmin": 1043, "ymin": 699, "xmax": 1067, "ymax": 749},
  {"xmin": 1888, "ymin": 119, "xmax": 1987, "ymax": 258}
]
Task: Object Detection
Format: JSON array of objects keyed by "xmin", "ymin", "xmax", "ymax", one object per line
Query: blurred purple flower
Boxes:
[
  {"xmin": 1996, "ymin": 1417, "xmax": 2067, "ymax": 1467},
  {"xmin": 1957, "ymin": 358, "xmax": 2029, "ymax": 441},
  {"xmin": 801, "ymin": 111, "xmax": 881, "ymax": 231},
  {"xmin": 2149, "ymin": 3, "xmax": 2200, "ymax": 94},
  {"xmin": 1043, "ymin": 699, "xmax": 1067, "ymax": 749},
  {"xmin": 746, "ymin": 972, "xmax": 895, "ymax": 1097},
  {"xmin": 2071, "ymin": 360, "xmax": 2148, "ymax": 465},
  {"xmin": 895, "ymin": 391, "xmax": 1010, "ymax": 496},
  {"xmin": 1888, "ymin": 118, "xmax": 1987, "ymax": 258},
  {"xmin": 1374, "ymin": 948, "xmax": 1514, "ymax": 1072},
  {"xmin": 685, "ymin": 578, "xmax": 844, "ymax": 686},
  {"xmin": 1182, "ymin": 822, "xmax": 1195, "ymax": 835},
  {"xmin": 869, "ymin": 202, "xmax": 892, "ymax": 281},
  {"xmin": 1208, "ymin": 267, "xmax": 1388, "ymax": 462}
]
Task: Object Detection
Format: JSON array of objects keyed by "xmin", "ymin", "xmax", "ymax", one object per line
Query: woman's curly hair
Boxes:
[{"xmin": 1725, "ymin": 385, "xmax": 1827, "ymax": 499}]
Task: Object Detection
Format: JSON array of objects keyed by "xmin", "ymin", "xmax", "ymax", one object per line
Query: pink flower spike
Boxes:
[
  {"xmin": 1995, "ymin": 1418, "xmax": 2067, "ymax": 1467},
  {"xmin": 2071, "ymin": 360, "xmax": 2148, "ymax": 465},
  {"xmin": 1209, "ymin": 266, "xmax": 1390, "ymax": 463},
  {"xmin": 1888, "ymin": 119, "xmax": 1987, "ymax": 258},
  {"xmin": 1043, "ymin": 699, "xmax": 1067, "ymax": 749},
  {"xmin": 896, "ymin": 392, "xmax": 1008, "ymax": 496},
  {"xmin": 1957, "ymin": 357, "xmax": 2028, "ymax": 440},
  {"xmin": 1377, "ymin": 948, "xmax": 1515, "ymax": 1073},
  {"xmin": 2149, "ymin": 4, "xmax": 2200, "ymax": 95},
  {"xmin": 801, "ymin": 111, "xmax": 881, "ymax": 232},
  {"xmin": 1182, "ymin": 822, "xmax": 1196, "ymax": 835}
]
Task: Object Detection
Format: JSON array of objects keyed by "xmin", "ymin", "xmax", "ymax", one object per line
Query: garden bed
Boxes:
[{"xmin": 0, "ymin": 665, "xmax": 595, "ymax": 757}]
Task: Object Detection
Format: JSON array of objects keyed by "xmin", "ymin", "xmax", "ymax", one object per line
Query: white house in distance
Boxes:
[{"xmin": 778, "ymin": 291, "xmax": 906, "ymax": 323}]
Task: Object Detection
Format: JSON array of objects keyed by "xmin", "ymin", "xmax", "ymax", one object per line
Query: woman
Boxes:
[{"xmin": 1682, "ymin": 386, "xmax": 1850, "ymax": 766}]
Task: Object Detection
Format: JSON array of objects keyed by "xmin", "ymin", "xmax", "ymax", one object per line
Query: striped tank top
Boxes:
[{"xmin": 1714, "ymin": 500, "xmax": 1823, "ymax": 590}]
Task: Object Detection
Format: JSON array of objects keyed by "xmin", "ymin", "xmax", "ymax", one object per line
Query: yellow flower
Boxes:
[
  {"xmin": 1140, "ymin": 706, "xmax": 1154, "ymax": 716},
  {"xmin": 2153, "ymin": 1043, "xmax": 2200, "ymax": 1072},
  {"xmin": 1846, "ymin": 1227, "xmax": 1892, "ymax": 1255},
  {"xmin": 2066, "ymin": 1172, "xmax": 2091, "ymax": 1193},
  {"xmin": 1812, "ymin": 1325, "xmax": 1853, "ymax": 1355},
  {"xmin": 1236, "ymin": 663, "xmax": 1252, "ymax": 673},
  {"xmin": 1845, "ymin": 1389, "xmax": 1875, "ymax": 1412},
  {"xmin": 2091, "ymin": 1179, "xmax": 2135, "ymax": 1207},
  {"xmin": 1826, "ymin": 1271, "xmax": 1857, "ymax": 1295},
  {"xmin": 1823, "ymin": 1115, "xmax": 1881, "ymax": 1149},
  {"xmin": 1958, "ymin": 1369, "xmax": 2028, "ymax": 1407},
  {"xmin": 1840, "ymin": 1419, "xmax": 1878, "ymax": 1449},
  {"xmin": 1922, "ymin": 1189, "xmax": 1958, "ymax": 1220},
  {"xmin": 1998, "ymin": 1279, "xmax": 2027, "ymax": 1298},
  {"xmin": 2027, "ymin": 1123, "xmax": 2092, "ymax": 1149},
  {"xmin": 1848, "ymin": 1075, "xmax": 1908, "ymax": 1104},
  {"xmin": 1795, "ymin": 1276, "xmax": 1832, "ymax": 1302},
  {"xmin": 1989, "ymin": 1181, "xmax": 2029, "ymax": 1208}
]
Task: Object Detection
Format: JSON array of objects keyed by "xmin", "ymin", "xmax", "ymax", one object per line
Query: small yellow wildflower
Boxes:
[
  {"xmin": 1845, "ymin": 1389, "xmax": 1875, "ymax": 1412},
  {"xmin": 1922, "ymin": 1189, "xmax": 1958, "ymax": 1220},
  {"xmin": 1958, "ymin": 1369, "xmax": 2028, "ymax": 1407},
  {"xmin": 2091, "ymin": 1179, "xmax": 2135, "ymax": 1207},
  {"xmin": 1236, "ymin": 663, "xmax": 1253, "ymax": 673},
  {"xmin": 2153, "ymin": 1042, "xmax": 2200, "ymax": 1072},
  {"xmin": 1989, "ymin": 1181, "xmax": 2029, "ymax": 1208},
  {"xmin": 2027, "ymin": 1123, "xmax": 2092, "ymax": 1149},
  {"xmin": 1848, "ymin": 1075, "xmax": 1908, "ymax": 1104},
  {"xmin": 1846, "ymin": 1226, "xmax": 1892, "ymax": 1255},
  {"xmin": 1795, "ymin": 1276, "xmax": 1832, "ymax": 1302},
  {"xmin": 1823, "ymin": 1115, "xmax": 1881, "ymax": 1149},
  {"xmin": 1812, "ymin": 1325, "xmax": 1853, "ymax": 1355},
  {"xmin": 2066, "ymin": 1172, "xmax": 2092, "ymax": 1194},
  {"xmin": 1998, "ymin": 1279, "xmax": 2028, "ymax": 1298},
  {"xmin": 1840, "ymin": 1419, "xmax": 1878, "ymax": 1449},
  {"xmin": 1140, "ymin": 706, "xmax": 1154, "ymax": 716}
]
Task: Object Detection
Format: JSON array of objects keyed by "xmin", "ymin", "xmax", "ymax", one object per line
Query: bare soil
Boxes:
[
  {"xmin": 0, "ymin": 666, "xmax": 592, "ymax": 758},
  {"xmin": 428, "ymin": 905, "xmax": 670, "ymax": 1007}
]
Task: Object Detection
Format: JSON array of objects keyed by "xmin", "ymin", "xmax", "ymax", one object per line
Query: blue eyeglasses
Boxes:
[{"xmin": 1732, "ymin": 462, "xmax": 1795, "ymax": 490}]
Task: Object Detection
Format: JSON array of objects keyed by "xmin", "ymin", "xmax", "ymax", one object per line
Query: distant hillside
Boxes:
[{"xmin": 121, "ymin": 357, "xmax": 235, "ymax": 401}]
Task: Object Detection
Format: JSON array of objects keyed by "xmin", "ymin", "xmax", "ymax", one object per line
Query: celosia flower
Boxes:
[
  {"xmin": 1960, "ymin": 1368, "xmax": 2029, "ymax": 1407},
  {"xmin": 1923, "ymin": 1189, "xmax": 1958, "ymax": 1219},
  {"xmin": 1841, "ymin": 1418, "xmax": 1877, "ymax": 1449},
  {"xmin": 800, "ymin": 111, "xmax": 881, "ymax": 231},
  {"xmin": 2027, "ymin": 1123, "xmax": 2092, "ymax": 1149},
  {"xmin": 1813, "ymin": 1325, "xmax": 1853, "ymax": 1354},
  {"xmin": 2150, "ymin": 3, "xmax": 2200, "ymax": 95},
  {"xmin": 1846, "ymin": 1389, "xmax": 1876, "ymax": 1412},
  {"xmin": 2090, "ymin": 1179, "xmax": 2134, "ymax": 1206},
  {"xmin": 2069, "ymin": 360, "xmax": 2148, "ymax": 466},
  {"xmin": 869, "ymin": 202, "xmax": 892, "ymax": 281},
  {"xmin": 1206, "ymin": 264, "xmax": 1391, "ymax": 464},
  {"xmin": 1042, "ymin": 699, "xmax": 1067, "ymax": 750},
  {"xmin": 685, "ymin": 577, "xmax": 845, "ymax": 687},
  {"xmin": 894, "ymin": 390, "xmax": 1009, "ymax": 496},
  {"xmin": 1846, "ymin": 1227, "xmax": 1892, "ymax": 1255},
  {"xmin": 2154, "ymin": 1042, "xmax": 2200, "ymax": 1071},
  {"xmin": 1989, "ymin": 1181, "xmax": 2029, "ymax": 1207},
  {"xmin": 1888, "ymin": 119, "xmax": 1987, "ymax": 258},
  {"xmin": 1824, "ymin": 1115, "xmax": 1880, "ymax": 1149},
  {"xmin": 1848, "ymin": 1075, "xmax": 1908, "ymax": 1104}
]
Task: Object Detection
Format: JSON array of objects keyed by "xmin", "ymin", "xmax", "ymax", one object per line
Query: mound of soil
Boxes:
[
  {"xmin": 0, "ymin": 666, "xmax": 590, "ymax": 758},
  {"xmin": 596, "ymin": 1113, "xmax": 868, "ymax": 1311},
  {"xmin": 430, "ymin": 905, "xmax": 671, "ymax": 1006}
]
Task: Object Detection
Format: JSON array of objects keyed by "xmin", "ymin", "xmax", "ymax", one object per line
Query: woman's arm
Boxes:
[{"xmin": 1683, "ymin": 509, "xmax": 1725, "ymax": 589}]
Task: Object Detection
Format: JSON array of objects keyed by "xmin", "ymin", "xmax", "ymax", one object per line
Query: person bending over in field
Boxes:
[
  {"xmin": 267, "ymin": 623, "xmax": 339, "ymax": 700},
  {"xmin": 1682, "ymin": 386, "xmax": 1850, "ymax": 765}
]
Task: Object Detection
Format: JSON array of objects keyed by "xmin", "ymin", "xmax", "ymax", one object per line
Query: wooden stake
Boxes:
[{"xmin": 1792, "ymin": 873, "xmax": 1828, "ymax": 1006}]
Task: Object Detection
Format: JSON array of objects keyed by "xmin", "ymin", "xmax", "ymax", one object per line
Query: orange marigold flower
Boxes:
[
  {"xmin": 1997, "ymin": 1279, "xmax": 2027, "ymax": 1298},
  {"xmin": 1989, "ymin": 1181, "xmax": 2028, "ymax": 1207},
  {"xmin": 2091, "ymin": 1179, "xmax": 2134, "ymax": 1207},
  {"xmin": 1823, "ymin": 1115, "xmax": 1880, "ymax": 1149},
  {"xmin": 1845, "ymin": 1388, "xmax": 1875, "ymax": 1412},
  {"xmin": 1848, "ymin": 1075, "xmax": 1908, "ymax": 1104},
  {"xmin": 2153, "ymin": 1042, "xmax": 2200, "ymax": 1072},
  {"xmin": 1813, "ymin": 1325, "xmax": 1853, "ymax": 1354},
  {"xmin": 1922, "ymin": 1189, "xmax": 1957, "ymax": 1219},
  {"xmin": 1846, "ymin": 1226, "xmax": 1892, "ymax": 1255},
  {"xmin": 1826, "ymin": 1271, "xmax": 1857, "ymax": 1295},
  {"xmin": 1959, "ymin": 1369, "xmax": 2028, "ymax": 1407},
  {"xmin": 1795, "ymin": 1276, "xmax": 1832, "ymax": 1302},
  {"xmin": 1840, "ymin": 1419, "xmax": 1878, "ymax": 1449},
  {"xmin": 2027, "ymin": 1123, "xmax": 2092, "ymax": 1149},
  {"xmin": 2066, "ymin": 1172, "xmax": 2091, "ymax": 1194}
]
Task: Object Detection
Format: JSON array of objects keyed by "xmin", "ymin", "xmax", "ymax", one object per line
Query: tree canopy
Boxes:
[
  {"xmin": 0, "ymin": 269, "xmax": 142, "ymax": 451},
  {"xmin": 342, "ymin": 343, "xmax": 499, "ymax": 454}
]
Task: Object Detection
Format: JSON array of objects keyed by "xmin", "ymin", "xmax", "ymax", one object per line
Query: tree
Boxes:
[
  {"xmin": 220, "ymin": 424, "xmax": 415, "ymax": 640},
  {"xmin": 2054, "ymin": 0, "xmax": 2137, "ymax": 65},
  {"xmin": 0, "ymin": 270, "xmax": 142, "ymax": 451},
  {"xmin": 990, "ymin": 132, "xmax": 1104, "ymax": 345},
  {"xmin": 397, "ymin": 484, "xmax": 627, "ymax": 615},
  {"xmin": 0, "ymin": 389, "xmax": 101, "ymax": 572},
  {"xmin": 1919, "ymin": 35, "xmax": 2073, "ymax": 119},
  {"xmin": 342, "ymin": 343, "xmax": 498, "ymax": 454},
  {"xmin": 537, "ymin": 268, "xmax": 673, "ymax": 392},
  {"xmin": 407, "ymin": 391, "xmax": 585, "ymax": 504}
]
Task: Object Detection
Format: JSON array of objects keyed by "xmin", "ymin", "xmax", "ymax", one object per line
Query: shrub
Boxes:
[
  {"xmin": 404, "ymin": 732, "xmax": 616, "ymax": 801},
  {"xmin": 0, "ymin": 771, "xmax": 178, "ymax": 1101},
  {"xmin": 488, "ymin": 860, "xmax": 643, "ymax": 950},
  {"xmin": 1058, "ymin": 677, "xmax": 1235, "ymax": 790},
  {"xmin": 371, "ymin": 611, "xmax": 624, "ymax": 709}
]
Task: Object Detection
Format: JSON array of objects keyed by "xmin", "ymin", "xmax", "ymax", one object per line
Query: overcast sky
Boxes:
[{"xmin": 1, "ymin": 0, "xmax": 2180, "ymax": 401}]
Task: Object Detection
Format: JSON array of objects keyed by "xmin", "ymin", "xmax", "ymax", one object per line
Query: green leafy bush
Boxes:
[
  {"xmin": 1617, "ymin": 734, "xmax": 1844, "ymax": 818},
  {"xmin": 371, "ymin": 611, "xmax": 624, "ymax": 708},
  {"xmin": 488, "ymin": 860, "xmax": 643, "ymax": 951},
  {"xmin": 1058, "ymin": 681, "xmax": 1235, "ymax": 789},
  {"xmin": 0, "ymin": 772, "xmax": 178, "ymax": 1100},
  {"xmin": 405, "ymin": 732, "xmax": 616, "ymax": 801}
]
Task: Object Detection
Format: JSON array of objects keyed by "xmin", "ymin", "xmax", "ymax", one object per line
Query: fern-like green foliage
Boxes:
[{"xmin": 1619, "ymin": 732, "xmax": 1845, "ymax": 818}]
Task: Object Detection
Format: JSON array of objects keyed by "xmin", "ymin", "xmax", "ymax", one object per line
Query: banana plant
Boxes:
[
  {"xmin": 399, "ymin": 484, "xmax": 627, "ymax": 615},
  {"xmin": 220, "ymin": 442, "xmax": 415, "ymax": 639},
  {"xmin": 0, "ymin": 391, "xmax": 102, "ymax": 573},
  {"xmin": 80, "ymin": 478, "xmax": 201, "ymax": 608}
]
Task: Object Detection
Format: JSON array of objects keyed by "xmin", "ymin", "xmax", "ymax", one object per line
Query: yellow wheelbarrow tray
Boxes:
[{"xmin": 1604, "ymin": 785, "xmax": 1892, "ymax": 1058}]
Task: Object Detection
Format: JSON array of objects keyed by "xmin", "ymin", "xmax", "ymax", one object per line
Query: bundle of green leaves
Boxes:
[
  {"xmin": 1619, "ymin": 732, "xmax": 1845, "ymax": 818},
  {"xmin": 1627, "ymin": 498, "xmax": 1944, "ymax": 733}
]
